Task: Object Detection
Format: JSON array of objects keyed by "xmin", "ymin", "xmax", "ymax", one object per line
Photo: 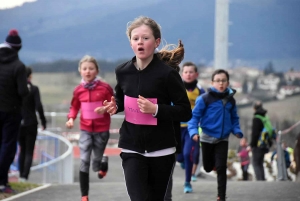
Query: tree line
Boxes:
[{"xmin": 29, "ymin": 58, "xmax": 129, "ymax": 73}]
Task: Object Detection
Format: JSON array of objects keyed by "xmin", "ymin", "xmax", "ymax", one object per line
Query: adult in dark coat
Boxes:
[
  {"xmin": 0, "ymin": 29, "xmax": 29, "ymax": 193},
  {"xmin": 18, "ymin": 67, "xmax": 46, "ymax": 182},
  {"xmin": 250, "ymin": 100, "xmax": 268, "ymax": 181}
]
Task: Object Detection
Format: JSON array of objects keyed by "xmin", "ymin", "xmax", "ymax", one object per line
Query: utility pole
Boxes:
[{"xmin": 214, "ymin": 0, "xmax": 230, "ymax": 69}]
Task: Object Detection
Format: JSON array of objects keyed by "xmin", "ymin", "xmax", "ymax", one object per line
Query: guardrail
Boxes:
[
  {"xmin": 276, "ymin": 120, "xmax": 300, "ymax": 181},
  {"xmin": 9, "ymin": 129, "xmax": 74, "ymax": 184}
]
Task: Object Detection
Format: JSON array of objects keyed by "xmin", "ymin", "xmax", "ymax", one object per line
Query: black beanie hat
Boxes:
[{"xmin": 5, "ymin": 29, "xmax": 22, "ymax": 51}]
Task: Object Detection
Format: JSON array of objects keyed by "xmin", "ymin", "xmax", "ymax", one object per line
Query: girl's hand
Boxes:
[
  {"xmin": 103, "ymin": 96, "xmax": 117, "ymax": 116},
  {"xmin": 137, "ymin": 95, "xmax": 156, "ymax": 114},
  {"xmin": 94, "ymin": 106, "xmax": 106, "ymax": 114},
  {"xmin": 192, "ymin": 134, "xmax": 199, "ymax": 142},
  {"xmin": 66, "ymin": 118, "xmax": 74, "ymax": 129},
  {"xmin": 246, "ymin": 146, "xmax": 251, "ymax": 152},
  {"xmin": 235, "ymin": 133, "xmax": 242, "ymax": 138}
]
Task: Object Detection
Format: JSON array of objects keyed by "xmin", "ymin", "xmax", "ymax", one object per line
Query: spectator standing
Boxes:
[
  {"xmin": 250, "ymin": 101, "xmax": 274, "ymax": 181},
  {"xmin": 18, "ymin": 67, "xmax": 46, "ymax": 182},
  {"xmin": 0, "ymin": 29, "xmax": 29, "ymax": 193}
]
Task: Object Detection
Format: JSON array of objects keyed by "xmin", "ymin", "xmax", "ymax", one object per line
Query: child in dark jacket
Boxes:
[
  {"xmin": 103, "ymin": 16, "xmax": 192, "ymax": 201},
  {"xmin": 271, "ymin": 141, "xmax": 291, "ymax": 178},
  {"xmin": 188, "ymin": 69, "xmax": 243, "ymax": 201},
  {"xmin": 66, "ymin": 55, "xmax": 113, "ymax": 201}
]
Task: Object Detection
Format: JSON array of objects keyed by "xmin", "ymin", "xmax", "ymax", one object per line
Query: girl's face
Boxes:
[
  {"xmin": 182, "ymin": 66, "xmax": 198, "ymax": 83},
  {"xmin": 80, "ymin": 61, "xmax": 98, "ymax": 82},
  {"xmin": 240, "ymin": 138, "xmax": 247, "ymax": 146},
  {"xmin": 211, "ymin": 73, "xmax": 229, "ymax": 92},
  {"xmin": 130, "ymin": 24, "xmax": 160, "ymax": 61}
]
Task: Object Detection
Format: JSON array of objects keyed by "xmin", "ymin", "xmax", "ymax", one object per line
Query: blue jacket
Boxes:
[{"xmin": 188, "ymin": 87, "xmax": 243, "ymax": 139}]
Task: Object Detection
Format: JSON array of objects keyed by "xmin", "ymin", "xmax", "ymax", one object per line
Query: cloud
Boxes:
[{"xmin": 0, "ymin": 0, "xmax": 37, "ymax": 10}]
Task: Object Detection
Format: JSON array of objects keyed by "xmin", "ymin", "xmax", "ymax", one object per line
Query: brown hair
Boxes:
[
  {"xmin": 126, "ymin": 16, "xmax": 184, "ymax": 72},
  {"xmin": 182, "ymin": 61, "xmax": 198, "ymax": 73},
  {"xmin": 78, "ymin": 55, "xmax": 99, "ymax": 72},
  {"xmin": 211, "ymin": 69, "xmax": 229, "ymax": 81}
]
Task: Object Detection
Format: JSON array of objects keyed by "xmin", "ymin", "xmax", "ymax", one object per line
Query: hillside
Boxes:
[{"xmin": 0, "ymin": 0, "xmax": 299, "ymax": 70}]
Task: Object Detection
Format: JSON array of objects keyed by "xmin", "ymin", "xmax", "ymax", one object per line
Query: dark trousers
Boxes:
[
  {"xmin": 164, "ymin": 176, "xmax": 172, "ymax": 201},
  {"xmin": 0, "ymin": 111, "xmax": 22, "ymax": 186},
  {"xmin": 241, "ymin": 164, "xmax": 249, "ymax": 181},
  {"xmin": 202, "ymin": 141, "xmax": 228, "ymax": 199},
  {"xmin": 176, "ymin": 127, "xmax": 200, "ymax": 183},
  {"xmin": 18, "ymin": 124, "xmax": 38, "ymax": 179},
  {"xmin": 252, "ymin": 147, "xmax": 266, "ymax": 181},
  {"xmin": 121, "ymin": 152, "xmax": 175, "ymax": 201}
]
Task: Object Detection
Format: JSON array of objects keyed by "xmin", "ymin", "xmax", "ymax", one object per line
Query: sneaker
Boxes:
[
  {"xmin": 98, "ymin": 170, "xmax": 107, "ymax": 179},
  {"xmin": 183, "ymin": 182, "xmax": 193, "ymax": 193},
  {"xmin": 0, "ymin": 185, "xmax": 17, "ymax": 194},
  {"xmin": 19, "ymin": 177, "xmax": 27, "ymax": 183},
  {"xmin": 180, "ymin": 162, "xmax": 185, "ymax": 169},
  {"xmin": 217, "ymin": 196, "xmax": 226, "ymax": 201},
  {"xmin": 196, "ymin": 172, "xmax": 205, "ymax": 178},
  {"xmin": 81, "ymin": 195, "xmax": 89, "ymax": 201},
  {"xmin": 191, "ymin": 175, "xmax": 197, "ymax": 182}
]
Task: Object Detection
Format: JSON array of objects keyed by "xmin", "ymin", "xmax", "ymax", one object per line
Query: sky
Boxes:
[{"xmin": 0, "ymin": 0, "xmax": 36, "ymax": 10}]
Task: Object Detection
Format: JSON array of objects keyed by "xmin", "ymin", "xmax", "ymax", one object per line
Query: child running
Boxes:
[
  {"xmin": 66, "ymin": 55, "xmax": 113, "ymax": 201},
  {"xmin": 188, "ymin": 69, "xmax": 243, "ymax": 201},
  {"xmin": 176, "ymin": 62, "xmax": 205, "ymax": 193},
  {"xmin": 103, "ymin": 16, "xmax": 192, "ymax": 201},
  {"xmin": 237, "ymin": 138, "xmax": 250, "ymax": 181}
]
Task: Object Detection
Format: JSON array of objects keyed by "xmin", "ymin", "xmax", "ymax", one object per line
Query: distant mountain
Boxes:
[{"xmin": 0, "ymin": 0, "xmax": 299, "ymax": 71}]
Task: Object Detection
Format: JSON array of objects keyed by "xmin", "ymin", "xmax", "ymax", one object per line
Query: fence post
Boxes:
[{"xmin": 276, "ymin": 130, "xmax": 288, "ymax": 181}]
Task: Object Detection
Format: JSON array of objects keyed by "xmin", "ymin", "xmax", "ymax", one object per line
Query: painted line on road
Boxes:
[{"xmin": 2, "ymin": 183, "xmax": 51, "ymax": 201}]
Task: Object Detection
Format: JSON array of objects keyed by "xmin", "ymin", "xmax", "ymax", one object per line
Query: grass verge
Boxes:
[{"xmin": 0, "ymin": 182, "xmax": 40, "ymax": 200}]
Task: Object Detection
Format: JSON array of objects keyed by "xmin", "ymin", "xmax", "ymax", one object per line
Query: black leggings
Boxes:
[
  {"xmin": 201, "ymin": 141, "xmax": 228, "ymax": 199},
  {"xmin": 18, "ymin": 124, "xmax": 38, "ymax": 179},
  {"xmin": 121, "ymin": 152, "xmax": 175, "ymax": 201}
]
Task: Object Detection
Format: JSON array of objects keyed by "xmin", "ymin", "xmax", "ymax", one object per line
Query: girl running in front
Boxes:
[
  {"xmin": 66, "ymin": 55, "xmax": 113, "ymax": 201},
  {"xmin": 103, "ymin": 16, "xmax": 192, "ymax": 201}
]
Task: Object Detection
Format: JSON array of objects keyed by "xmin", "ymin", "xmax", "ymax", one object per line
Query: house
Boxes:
[{"xmin": 257, "ymin": 74, "xmax": 280, "ymax": 91}]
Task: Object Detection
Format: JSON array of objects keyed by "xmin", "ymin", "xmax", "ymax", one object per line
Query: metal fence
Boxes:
[{"xmin": 9, "ymin": 129, "xmax": 74, "ymax": 184}]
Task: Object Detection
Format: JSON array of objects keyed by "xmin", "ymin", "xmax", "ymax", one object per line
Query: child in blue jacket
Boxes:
[{"xmin": 188, "ymin": 69, "xmax": 243, "ymax": 201}]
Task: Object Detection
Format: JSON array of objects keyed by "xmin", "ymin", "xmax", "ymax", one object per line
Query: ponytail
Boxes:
[{"xmin": 157, "ymin": 40, "xmax": 184, "ymax": 73}]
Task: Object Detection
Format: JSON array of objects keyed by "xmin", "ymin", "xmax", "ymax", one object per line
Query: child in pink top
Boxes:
[{"xmin": 237, "ymin": 138, "xmax": 250, "ymax": 181}]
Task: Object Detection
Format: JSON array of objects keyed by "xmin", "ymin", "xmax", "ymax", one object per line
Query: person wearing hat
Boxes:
[{"xmin": 0, "ymin": 29, "xmax": 29, "ymax": 193}]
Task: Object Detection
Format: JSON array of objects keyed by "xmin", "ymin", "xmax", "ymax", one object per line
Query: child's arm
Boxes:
[
  {"xmin": 66, "ymin": 90, "xmax": 80, "ymax": 128},
  {"xmin": 114, "ymin": 75, "xmax": 125, "ymax": 113},
  {"xmin": 95, "ymin": 86, "xmax": 114, "ymax": 115},
  {"xmin": 188, "ymin": 96, "xmax": 206, "ymax": 139},
  {"xmin": 156, "ymin": 70, "xmax": 192, "ymax": 122},
  {"xmin": 66, "ymin": 118, "xmax": 74, "ymax": 129},
  {"xmin": 230, "ymin": 104, "xmax": 243, "ymax": 138}
]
